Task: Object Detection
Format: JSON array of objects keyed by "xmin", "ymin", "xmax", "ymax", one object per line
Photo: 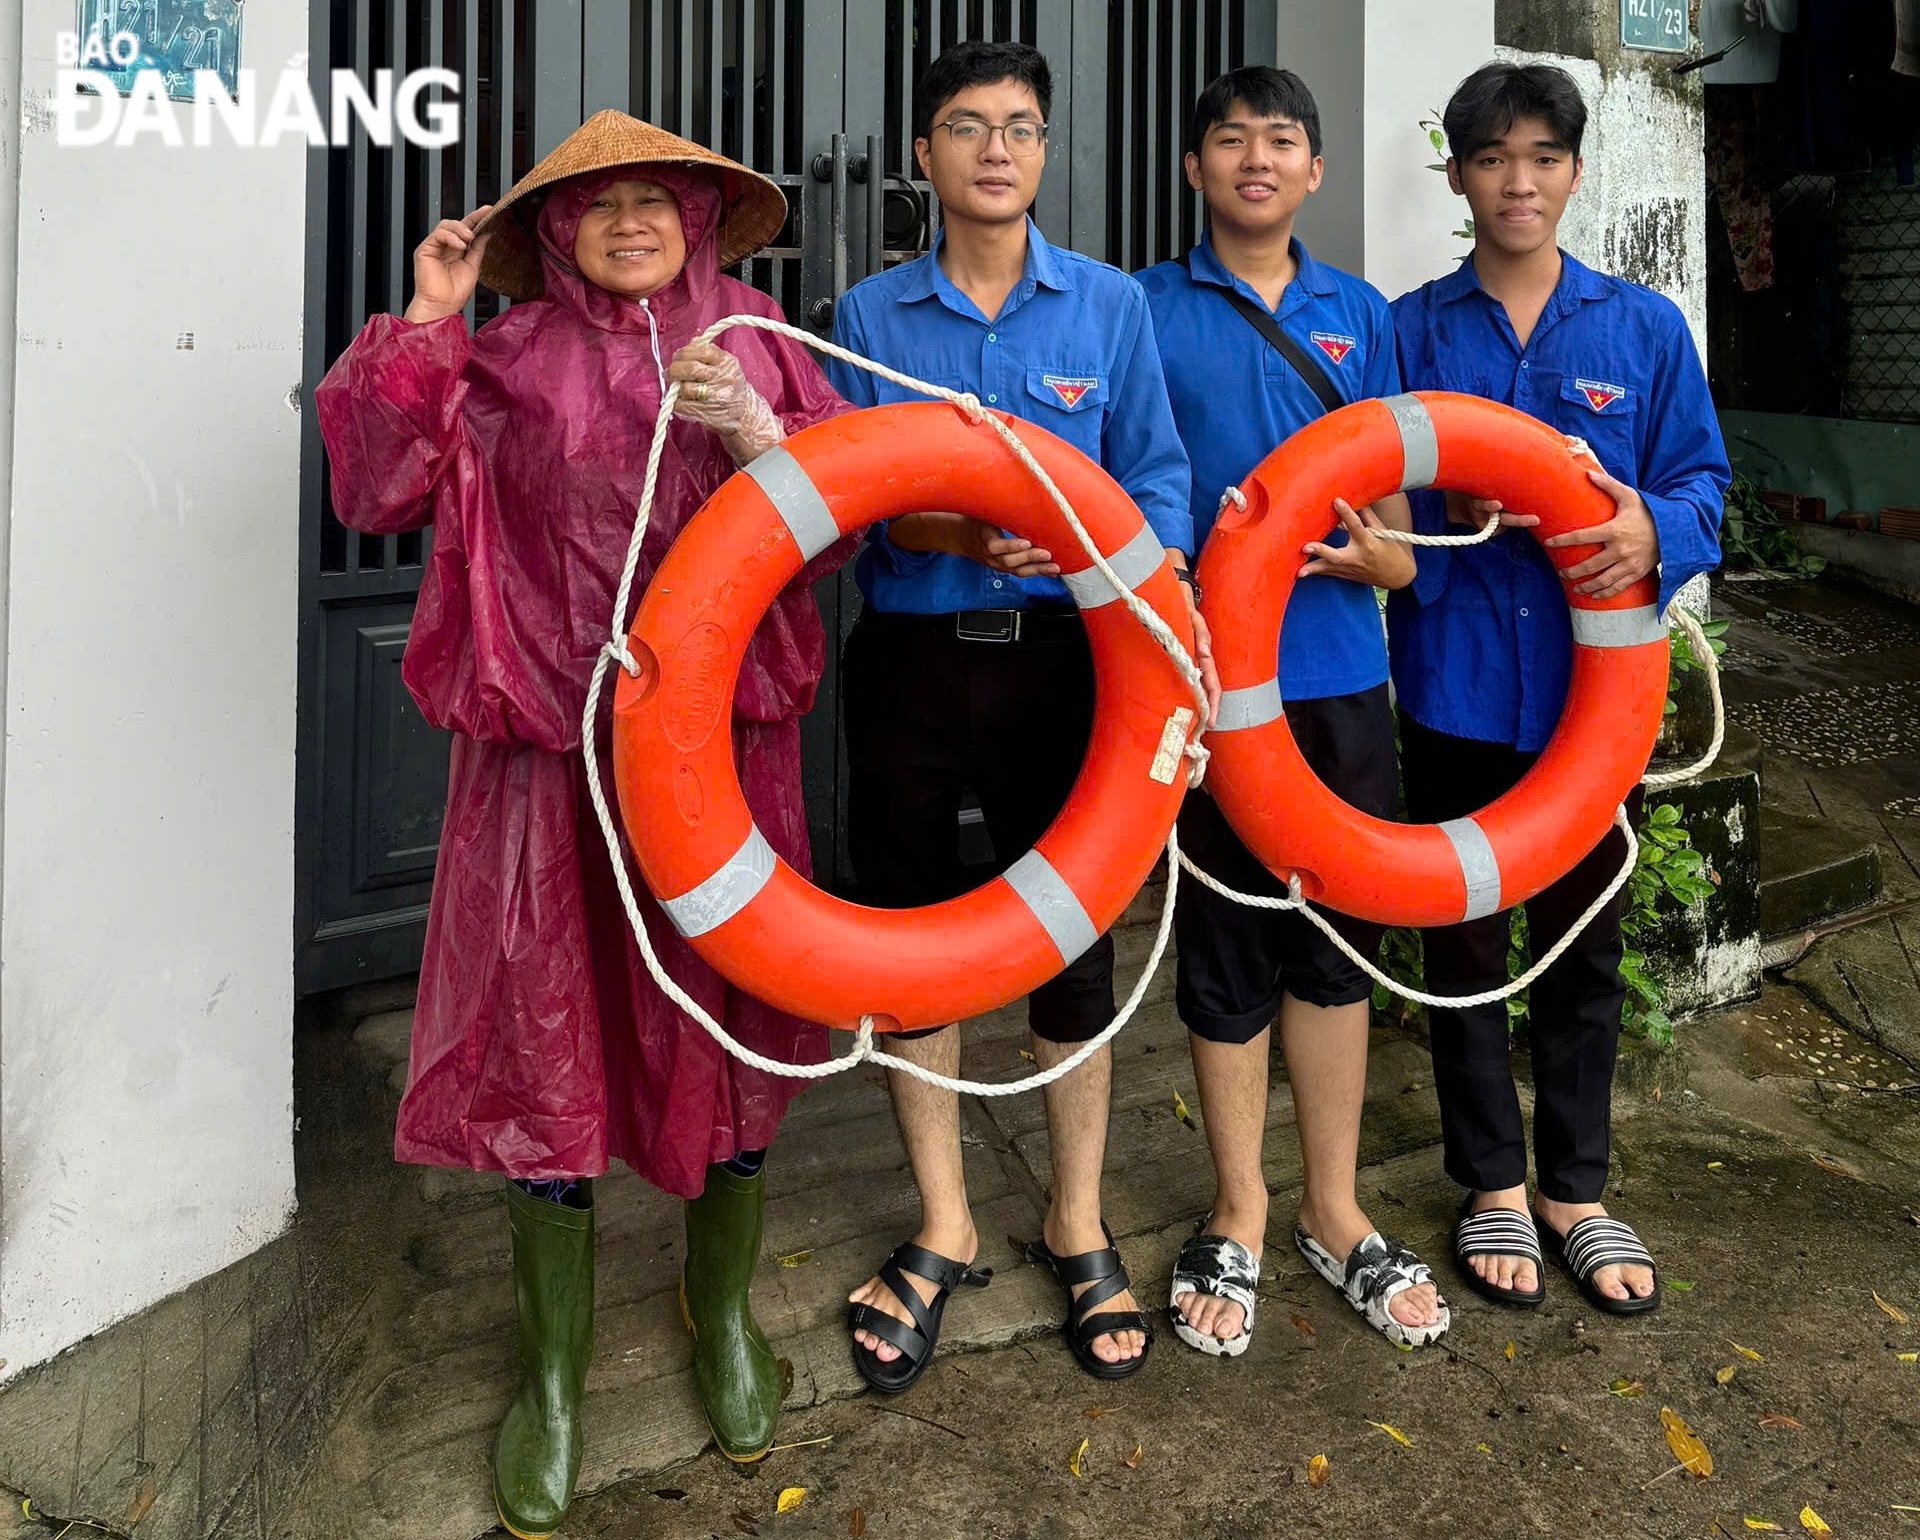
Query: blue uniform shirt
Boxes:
[
  {"xmin": 1388, "ymin": 252, "xmax": 1728, "ymax": 752},
  {"xmin": 1138, "ymin": 234, "xmax": 1402, "ymax": 700},
  {"xmin": 828, "ymin": 219, "xmax": 1192, "ymax": 613}
]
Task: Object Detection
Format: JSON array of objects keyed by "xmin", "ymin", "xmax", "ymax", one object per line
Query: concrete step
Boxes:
[{"xmin": 1758, "ymin": 807, "xmax": 1882, "ymax": 939}]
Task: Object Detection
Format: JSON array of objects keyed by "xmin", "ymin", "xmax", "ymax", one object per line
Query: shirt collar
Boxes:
[
  {"xmin": 1435, "ymin": 248, "xmax": 1612, "ymax": 307},
  {"xmin": 1189, "ymin": 231, "xmax": 1336, "ymax": 304},
  {"xmin": 893, "ymin": 217, "xmax": 1072, "ymax": 311}
]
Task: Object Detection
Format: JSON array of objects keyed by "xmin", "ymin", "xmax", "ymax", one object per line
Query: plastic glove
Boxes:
[{"xmin": 668, "ymin": 341, "xmax": 785, "ymax": 464}]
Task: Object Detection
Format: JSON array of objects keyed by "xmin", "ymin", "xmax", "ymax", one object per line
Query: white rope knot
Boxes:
[
  {"xmin": 952, "ymin": 390, "xmax": 990, "ymax": 423},
  {"xmin": 1183, "ymin": 739, "xmax": 1211, "ymax": 788},
  {"xmin": 1286, "ymin": 872, "xmax": 1305, "ymax": 907},
  {"xmin": 1219, "ymin": 485, "xmax": 1248, "ymax": 513},
  {"xmin": 601, "ymin": 638, "xmax": 640, "ymax": 677}
]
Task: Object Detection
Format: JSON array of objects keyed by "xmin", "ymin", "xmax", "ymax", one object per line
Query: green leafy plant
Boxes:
[
  {"xmin": 1420, "ymin": 114, "xmax": 1474, "ymax": 242},
  {"xmin": 1720, "ymin": 473, "xmax": 1827, "ymax": 577},
  {"xmin": 1664, "ymin": 617, "xmax": 1728, "ymax": 717}
]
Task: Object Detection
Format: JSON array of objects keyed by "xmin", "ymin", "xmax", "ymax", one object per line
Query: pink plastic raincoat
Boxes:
[{"xmin": 316, "ymin": 167, "xmax": 850, "ymax": 1197}]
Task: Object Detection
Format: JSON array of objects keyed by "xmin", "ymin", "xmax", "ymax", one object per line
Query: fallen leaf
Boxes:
[
  {"xmin": 1084, "ymin": 1405, "xmax": 1115, "ymax": 1419},
  {"xmin": 1124, "ymin": 1443, "xmax": 1143, "ymax": 1469},
  {"xmin": 1708, "ymin": 1161, "xmax": 1725, "ymax": 1171},
  {"xmin": 1730, "ymin": 1342, "xmax": 1765, "ymax": 1363},
  {"xmin": 1504, "ymin": 1340, "xmax": 1515, "ymax": 1362},
  {"xmin": 1306, "ymin": 1454, "xmax": 1330, "ymax": 1489},
  {"xmin": 1172, "ymin": 1089, "xmax": 1197, "ymax": 1130},
  {"xmin": 1873, "ymin": 1290, "xmax": 1910, "ymax": 1324},
  {"xmin": 1608, "ymin": 1378, "xmax": 1648, "ymax": 1398},
  {"xmin": 849, "ymin": 1509, "xmax": 867, "ymax": 1538},
  {"xmin": 1290, "ymin": 1313, "xmax": 1315, "ymax": 1337},
  {"xmin": 776, "ymin": 1488, "xmax": 806, "ymax": 1515},
  {"xmin": 1660, "ymin": 1405, "xmax": 1713, "ymax": 1479},
  {"xmin": 1017, "ymin": 1049, "xmax": 1035, "ymax": 1063},
  {"xmin": 733, "ymin": 1512, "xmax": 761, "ymax": 1537},
  {"xmin": 1758, "ymin": 1413, "xmax": 1804, "ymax": 1430},
  {"xmin": 1068, "ymin": 1436, "xmax": 1090, "ymax": 1479},
  {"xmin": 653, "ymin": 1487, "xmax": 689, "ymax": 1500},
  {"xmin": 775, "ymin": 1250, "xmax": 812, "ymax": 1268},
  {"xmin": 126, "ymin": 1476, "xmax": 157, "ymax": 1525},
  {"xmin": 1744, "ymin": 1521, "xmax": 1783, "ymax": 1532},
  {"xmin": 1716, "ymin": 1365, "xmax": 1738, "ymax": 1385},
  {"xmin": 1799, "ymin": 1506, "xmax": 1831, "ymax": 1535},
  {"xmin": 1475, "ymin": 1442, "xmax": 1492, "ymax": 1454},
  {"xmin": 1908, "ymin": 1210, "xmax": 1920, "ymax": 1227},
  {"xmin": 1897, "ymin": 1351, "xmax": 1918, "ymax": 1364},
  {"xmin": 1368, "ymin": 1420, "xmax": 1414, "ymax": 1448},
  {"xmin": 1666, "ymin": 1278, "xmax": 1698, "ymax": 1293},
  {"xmin": 19, "ymin": 1500, "xmax": 30, "ymax": 1521},
  {"xmin": 1810, "ymin": 1153, "xmax": 1857, "ymax": 1178}
]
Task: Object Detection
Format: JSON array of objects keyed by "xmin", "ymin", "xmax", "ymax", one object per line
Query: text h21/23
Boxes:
[{"xmin": 53, "ymin": 35, "xmax": 461, "ymax": 149}]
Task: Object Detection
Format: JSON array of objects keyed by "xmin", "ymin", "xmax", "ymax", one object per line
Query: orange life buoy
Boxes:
[
  {"xmin": 1196, "ymin": 390, "xmax": 1668, "ymax": 929},
  {"xmin": 612, "ymin": 401, "xmax": 1198, "ymax": 1032}
]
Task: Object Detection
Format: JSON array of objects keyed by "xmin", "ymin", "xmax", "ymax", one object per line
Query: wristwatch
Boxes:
[{"xmin": 1173, "ymin": 565, "xmax": 1203, "ymax": 605}]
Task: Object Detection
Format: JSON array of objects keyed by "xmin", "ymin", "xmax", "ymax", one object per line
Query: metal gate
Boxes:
[{"xmin": 295, "ymin": 0, "xmax": 1274, "ymax": 993}]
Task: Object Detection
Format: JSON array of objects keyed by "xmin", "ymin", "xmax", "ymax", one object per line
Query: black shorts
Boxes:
[{"xmin": 1175, "ymin": 683, "xmax": 1395, "ymax": 1042}]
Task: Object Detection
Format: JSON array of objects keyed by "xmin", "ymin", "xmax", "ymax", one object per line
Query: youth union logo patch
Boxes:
[
  {"xmin": 1311, "ymin": 332, "xmax": 1357, "ymax": 365},
  {"xmin": 1043, "ymin": 375, "xmax": 1098, "ymax": 408},
  {"xmin": 1576, "ymin": 378, "xmax": 1628, "ymax": 412}
]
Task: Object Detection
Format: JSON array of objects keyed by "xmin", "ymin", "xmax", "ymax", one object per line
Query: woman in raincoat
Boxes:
[{"xmin": 316, "ymin": 112, "xmax": 850, "ymax": 1537}]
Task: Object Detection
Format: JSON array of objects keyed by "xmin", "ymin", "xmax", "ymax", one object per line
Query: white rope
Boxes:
[
  {"xmin": 577, "ymin": 312, "xmax": 1207, "ymax": 1095},
  {"xmin": 1643, "ymin": 605, "xmax": 1725, "ymax": 788},
  {"xmin": 1178, "ymin": 807, "xmax": 1638, "ymax": 1010}
]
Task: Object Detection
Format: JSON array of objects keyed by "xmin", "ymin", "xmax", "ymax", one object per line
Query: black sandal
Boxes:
[
  {"xmin": 1536, "ymin": 1213, "xmax": 1660, "ymax": 1316},
  {"xmin": 846, "ymin": 1241, "xmax": 991, "ymax": 1394},
  {"xmin": 1453, "ymin": 1202, "xmax": 1547, "ymax": 1309},
  {"xmin": 1023, "ymin": 1225, "xmax": 1153, "ymax": 1381}
]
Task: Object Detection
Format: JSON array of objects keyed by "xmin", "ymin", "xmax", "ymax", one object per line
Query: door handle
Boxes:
[
  {"xmin": 808, "ymin": 133, "xmax": 850, "ymax": 330},
  {"xmin": 851, "ymin": 134, "xmax": 884, "ymax": 278}
]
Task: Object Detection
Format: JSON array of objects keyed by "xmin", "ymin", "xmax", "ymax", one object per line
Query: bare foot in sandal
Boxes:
[
  {"xmin": 847, "ymin": 1216, "xmax": 977, "ymax": 1363},
  {"xmin": 1299, "ymin": 1195, "xmax": 1443, "ymax": 1334}
]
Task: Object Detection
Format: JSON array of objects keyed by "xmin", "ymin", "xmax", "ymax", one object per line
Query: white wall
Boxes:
[
  {"xmin": 1363, "ymin": 0, "xmax": 1496, "ymax": 304},
  {"xmin": 0, "ymin": 0, "xmax": 305, "ymax": 1377}
]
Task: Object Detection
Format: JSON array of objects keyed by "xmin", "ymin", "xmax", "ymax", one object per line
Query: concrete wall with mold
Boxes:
[{"xmin": 0, "ymin": 0, "xmax": 304, "ymax": 1378}]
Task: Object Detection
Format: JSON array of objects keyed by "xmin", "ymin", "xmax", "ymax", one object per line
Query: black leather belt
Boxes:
[{"xmin": 862, "ymin": 607, "xmax": 1085, "ymax": 644}]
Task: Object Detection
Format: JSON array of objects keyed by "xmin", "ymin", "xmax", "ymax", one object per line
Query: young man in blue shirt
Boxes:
[
  {"xmin": 1390, "ymin": 63, "xmax": 1727, "ymax": 1315},
  {"xmin": 1137, "ymin": 66, "xmax": 1448, "ymax": 1356},
  {"xmin": 827, "ymin": 41, "xmax": 1210, "ymax": 1392}
]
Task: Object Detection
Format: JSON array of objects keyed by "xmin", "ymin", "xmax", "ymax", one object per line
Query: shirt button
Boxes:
[
  {"xmin": 988, "ymin": 393, "xmax": 998, "ymax": 403},
  {"xmin": 987, "ymin": 333, "xmax": 997, "ymax": 342},
  {"xmin": 992, "ymin": 578, "xmax": 1004, "ymax": 588},
  {"xmin": 1521, "ymin": 361, "xmax": 1530, "ymax": 370},
  {"xmin": 1519, "ymin": 607, "xmax": 1530, "ymax": 617}
]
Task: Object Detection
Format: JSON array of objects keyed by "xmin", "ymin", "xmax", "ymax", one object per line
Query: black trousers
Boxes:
[
  {"xmin": 1400, "ymin": 714, "xmax": 1643, "ymax": 1204},
  {"xmin": 842, "ymin": 608, "xmax": 1116, "ymax": 1042}
]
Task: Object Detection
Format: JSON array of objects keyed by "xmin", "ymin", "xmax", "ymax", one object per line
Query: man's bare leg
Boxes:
[
  {"xmin": 1283, "ymin": 997, "xmax": 1441, "ymax": 1331},
  {"xmin": 1178, "ymin": 1027, "xmax": 1272, "ymax": 1342},
  {"xmin": 1031, "ymin": 1034, "xmax": 1146, "ymax": 1364},
  {"xmin": 847, "ymin": 1025, "xmax": 977, "ymax": 1361}
]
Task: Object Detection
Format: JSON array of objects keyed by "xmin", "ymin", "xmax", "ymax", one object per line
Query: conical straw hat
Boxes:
[{"xmin": 477, "ymin": 110, "xmax": 787, "ymax": 300}]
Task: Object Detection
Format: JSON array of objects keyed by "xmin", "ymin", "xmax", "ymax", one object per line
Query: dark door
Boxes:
[{"xmin": 295, "ymin": 0, "xmax": 1273, "ymax": 992}]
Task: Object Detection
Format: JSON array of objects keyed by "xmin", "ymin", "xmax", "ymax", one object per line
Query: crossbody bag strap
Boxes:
[{"xmin": 1184, "ymin": 250, "xmax": 1345, "ymax": 416}]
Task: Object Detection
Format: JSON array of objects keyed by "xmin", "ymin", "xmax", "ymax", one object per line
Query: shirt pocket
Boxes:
[
  {"xmin": 1021, "ymin": 366, "xmax": 1109, "ymax": 456},
  {"xmin": 1555, "ymin": 373, "xmax": 1640, "ymax": 475}
]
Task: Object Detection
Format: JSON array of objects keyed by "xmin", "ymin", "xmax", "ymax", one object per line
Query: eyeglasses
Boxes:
[{"xmin": 934, "ymin": 117, "xmax": 1048, "ymax": 156}]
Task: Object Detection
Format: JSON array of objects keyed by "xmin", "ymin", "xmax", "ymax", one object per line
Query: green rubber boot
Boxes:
[
  {"xmin": 682, "ymin": 1161, "xmax": 782, "ymax": 1462},
  {"xmin": 492, "ymin": 1180, "xmax": 595, "ymax": 1539}
]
